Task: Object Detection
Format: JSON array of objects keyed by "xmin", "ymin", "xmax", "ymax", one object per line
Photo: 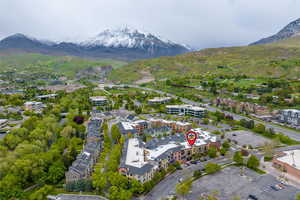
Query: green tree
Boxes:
[
  {"xmin": 130, "ymin": 179, "xmax": 144, "ymax": 195},
  {"xmin": 233, "ymin": 152, "xmax": 244, "ymax": 165},
  {"xmin": 176, "ymin": 179, "xmax": 192, "ymax": 199},
  {"xmin": 111, "ymin": 124, "xmax": 121, "ymax": 143},
  {"xmin": 193, "ymin": 170, "xmax": 202, "ymax": 179},
  {"xmin": 202, "ymin": 118, "xmax": 209, "ymax": 125},
  {"xmin": 47, "ymin": 161, "xmax": 66, "ymax": 184},
  {"xmin": 92, "ymin": 171, "xmax": 107, "ymax": 194},
  {"xmin": 263, "ymin": 142, "xmax": 275, "ymax": 161},
  {"xmin": 254, "ymin": 123, "xmax": 266, "ymax": 134},
  {"xmin": 29, "ymin": 185, "xmax": 54, "ymax": 200},
  {"xmin": 60, "ymin": 125, "xmax": 75, "ymax": 138},
  {"xmin": 22, "ymin": 116, "xmax": 39, "ymax": 131},
  {"xmin": 0, "ymin": 173, "xmax": 23, "ymax": 199},
  {"xmin": 247, "ymin": 155, "xmax": 260, "ymax": 169},
  {"xmin": 2, "ymin": 134, "xmax": 21, "ymax": 150},
  {"xmin": 222, "ymin": 141, "xmax": 230, "ymax": 150},
  {"xmin": 208, "ymin": 146, "xmax": 217, "ymax": 158},
  {"xmin": 108, "ymin": 172, "xmax": 128, "ymax": 189},
  {"xmin": 296, "ymin": 193, "xmax": 300, "ymax": 200},
  {"xmin": 205, "ymin": 163, "xmax": 221, "ymax": 174},
  {"xmin": 109, "ymin": 186, "xmax": 132, "ymax": 200},
  {"xmin": 220, "ymin": 148, "xmax": 227, "ymax": 156}
]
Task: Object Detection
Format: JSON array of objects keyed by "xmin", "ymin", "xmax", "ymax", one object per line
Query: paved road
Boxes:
[
  {"xmin": 140, "ymin": 157, "xmax": 232, "ymax": 200},
  {"xmin": 124, "ymin": 85, "xmax": 300, "ymax": 141}
]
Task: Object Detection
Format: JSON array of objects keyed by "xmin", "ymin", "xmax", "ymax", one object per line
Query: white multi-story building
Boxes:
[
  {"xmin": 166, "ymin": 105, "xmax": 207, "ymax": 118},
  {"xmin": 36, "ymin": 94, "xmax": 58, "ymax": 100},
  {"xmin": 148, "ymin": 97, "xmax": 172, "ymax": 105},
  {"xmin": 24, "ymin": 101, "xmax": 44, "ymax": 111},
  {"xmin": 89, "ymin": 96, "xmax": 108, "ymax": 106},
  {"xmin": 279, "ymin": 109, "xmax": 300, "ymax": 126}
]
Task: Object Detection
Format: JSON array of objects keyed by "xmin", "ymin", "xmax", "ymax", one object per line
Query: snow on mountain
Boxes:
[
  {"xmin": 0, "ymin": 28, "xmax": 191, "ymax": 60},
  {"xmin": 80, "ymin": 27, "xmax": 189, "ymax": 50}
]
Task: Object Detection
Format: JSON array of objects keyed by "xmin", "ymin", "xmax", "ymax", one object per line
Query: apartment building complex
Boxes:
[
  {"xmin": 118, "ymin": 118, "xmax": 192, "ymax": 135},
  {"xmin": 166, "ymin": 105, "xmax": 207, "ymax": 118},
  {"xmin": 149, "ymin": 118, "xmax": 192, "ymax": 133},
  {"xmin": 119, "ymin": 128, "xmax": 219, "ymax": 183},
  {"xmin": 214, "ymin": 97, "xmax": 270, "ymax": 116},
  {"xmin": 279, "ymin": 109, "xmax": 300, "ymax": 126},
  {"xmin": 65, "ymin": 118, "xmax": 102, "ymax": 184},
  {"xmin": 89, "ymin": 96, "xmax": 108, "ymax": 106},
  {"xmin": 118, "ymin": 120, "xmax": 148, "ymax": 135}
]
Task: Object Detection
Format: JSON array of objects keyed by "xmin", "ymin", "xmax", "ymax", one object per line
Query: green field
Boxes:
[
  {"xmin": 0, "ymin": 53, "xmax": 127, "ymax": 78},
  {"xmin": 109, "ymin": 38, "xmax": 300, "ymax": 83}
]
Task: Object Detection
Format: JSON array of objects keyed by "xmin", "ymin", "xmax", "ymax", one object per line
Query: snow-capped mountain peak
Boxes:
[
  {"xmin": 80, "ymin": 27, "xmax": 186, "ymax": 50},
  {"xmin": 0, "ymin": 27, "xmax": 191, "ymax": 60}
]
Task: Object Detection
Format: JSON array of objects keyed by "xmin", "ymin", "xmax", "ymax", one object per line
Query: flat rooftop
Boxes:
[
  {"xmin": 149, "ymin": 118, "xmax": 191, "ymax": 126},
  {"xmin": 149, "ymin": 97, "xmax": 171, "ymax": 101},
  {"xmin": 24, "ymin": 101, "xmax": 43, "ymax": 105},
  {"xmin": 36, "ymin": 94, "xmax": 57, "ymax": 98},
  {"xmin": 166, "ymin": 104, "xmax": 206, "ymax": 111},
  {"xmin": 147, "ymin": 142, "xmax": 179, "ymax": 160},
  {"xmin": 277, "ymin": 149, "xmax": 300, "ymax": 170},
  {"xmin": 89, "ymin": 96, "xmax": 107, "ymax": 101},
  {"xmin": 125, "ymin": 138, "xmax": 147, "ymax": 168},
  {"xmin": 121, "ymin": 122, "xmax": 135, "ymax": 130}
]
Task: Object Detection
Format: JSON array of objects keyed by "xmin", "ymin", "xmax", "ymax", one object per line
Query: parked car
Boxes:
[
  {"xmin": 248, "ymin": 194, "xmax": 258, "ymax": 200},
  {"xmin": 191, "ymin": 160, "xmax": 197, "ymax": 164},
  {"xmin": 270, "ymin": 185, "xmax": 279, "ymax": 191}
]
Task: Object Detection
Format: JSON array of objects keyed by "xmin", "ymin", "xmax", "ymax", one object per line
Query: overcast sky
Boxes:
[{"xmin": 0, "ymin": 0, "xmax": 300, "ymax": 49}]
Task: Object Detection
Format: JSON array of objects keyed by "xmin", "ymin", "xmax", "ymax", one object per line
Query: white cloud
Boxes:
[{"xmin": 0, "ymin": 0, "xmax": 299, "ymax": 49}]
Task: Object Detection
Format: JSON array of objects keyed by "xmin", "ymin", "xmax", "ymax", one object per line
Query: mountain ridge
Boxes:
[
  {"xmin": 250, "ymin": 18, "xmax": 300, "ymax": 45},
  {"xmin": 0, "ymin": 28, "xmax": 191, "ymax": 60}
]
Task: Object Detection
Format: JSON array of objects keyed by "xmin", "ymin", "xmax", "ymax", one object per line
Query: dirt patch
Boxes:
[{"xmin": 135, "ymin": 70, "xmax": 155, "ymax": 84}]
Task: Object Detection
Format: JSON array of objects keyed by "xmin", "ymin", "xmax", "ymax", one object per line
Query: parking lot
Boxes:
[
  {"xmin": 186, "ymin": 166, "xmax": 298, "ymax": 200},
  {"xmin": 226, "ymin": 130, "xmax": 271, "ymax": 148}
]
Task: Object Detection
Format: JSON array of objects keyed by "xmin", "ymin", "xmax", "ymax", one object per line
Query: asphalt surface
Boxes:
[
  {"xmin": 186, "ymin": 166, "xmax": 299, "ymax": 200},
  {"xmin": 140, "ymin": 157, "xmax": 232, "ymax": 200},
  {"xmin": 125, "ymin": 85, "xmax": 300, "ymax": 141}
]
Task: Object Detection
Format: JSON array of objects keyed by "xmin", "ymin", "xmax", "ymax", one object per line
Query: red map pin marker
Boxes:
[{"xmin": 185, "ymin": 130, "xmax": 197, "ymax": 146}]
